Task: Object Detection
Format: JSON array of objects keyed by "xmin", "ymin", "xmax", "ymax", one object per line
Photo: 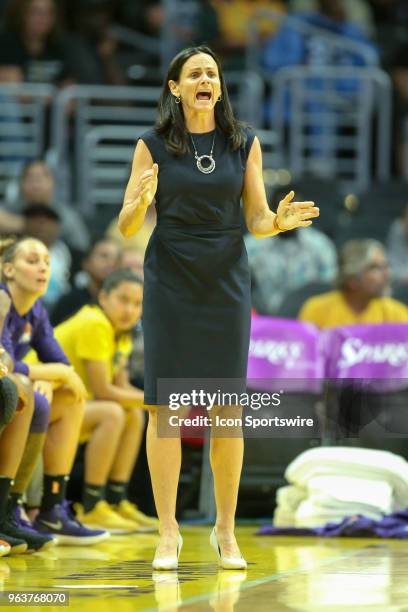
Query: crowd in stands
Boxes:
[{"xmin": 0, "ymin": 0, "xmax": 408, "ymax": 552}]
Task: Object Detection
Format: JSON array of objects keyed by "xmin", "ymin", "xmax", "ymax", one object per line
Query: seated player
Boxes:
[
  {"xmin": 51, "ymin": 269, "xmax": 158, "ymax": 532},
  {"xmin": 0, "ymin": 236, "xmax": 109, "ymax": 545},
  {"xmin": 0, "ymin": 288, "xmax": 41, "ymax": 554}
]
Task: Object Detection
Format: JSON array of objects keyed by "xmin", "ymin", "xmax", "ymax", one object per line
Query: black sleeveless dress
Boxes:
[{"xmin": 140, "ymin": 126, "xmax": 256, "ymax": 405}]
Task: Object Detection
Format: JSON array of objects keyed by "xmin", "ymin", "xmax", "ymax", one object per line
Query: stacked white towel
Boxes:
[
  {"xmin": 273, "ymin": 485, "xmax": 307, "ymax": 527},
  {"xmin": 273, "ymin": 447, "xmax": 408, "ymax": 528}
]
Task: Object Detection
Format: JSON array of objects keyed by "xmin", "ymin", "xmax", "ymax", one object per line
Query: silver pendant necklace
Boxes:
[{"xmin": 189, "ymin": 132, "xmax": 216, "ymax": 174}]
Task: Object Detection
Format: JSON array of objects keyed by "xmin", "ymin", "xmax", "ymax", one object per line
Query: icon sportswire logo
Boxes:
[
  {"xmin": 339, "ymin": 337, "xmax": 408, "ymax": 368},
  {"xmin": 249, "ymin": 340, "xmax": 303, "ymax": 369}
]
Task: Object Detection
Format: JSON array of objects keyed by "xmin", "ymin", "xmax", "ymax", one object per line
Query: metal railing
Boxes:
[
  {"xmin": 79, "ymin": 124, "xmax": 281, "ymax": 219},
  {"xmin": 246, "ymin": 8, "xmax": 379, "ymax": 76},
  {"xmin": 269, "ymin": 66, "xmax": 392, "ymax": 190},
  {"xmin": 50, "ymin": 77, "xmax": 266, "ymax": 206},
  {"xmin": 81, "ymin": 125, "xmax": 144, "ymax": 218},
  {"xmin": 80, "ymin": 124, "xmax": 282, "ymax": 219},
  {"xmin": 0, "ymin": 82, "xmax": 55, "ymax": 201},
  {"xmin": 50, "ymin": 84, "xmax": 161, "ymax": 203}
]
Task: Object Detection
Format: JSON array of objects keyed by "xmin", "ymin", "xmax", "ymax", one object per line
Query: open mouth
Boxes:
[{"xmin": 196, "ymin": 91, "xmax": 212, "ymax": 101}]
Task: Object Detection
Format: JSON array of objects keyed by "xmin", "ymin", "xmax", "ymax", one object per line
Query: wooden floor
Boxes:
[{"xmin": 1, "ymin": 526, "xmax": 408, "ymax": 611}]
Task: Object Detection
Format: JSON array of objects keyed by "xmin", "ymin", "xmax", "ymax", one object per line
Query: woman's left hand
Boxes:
[{"xmin": 275, "ymin": 191, "xmax": 319, "ymax": 231}]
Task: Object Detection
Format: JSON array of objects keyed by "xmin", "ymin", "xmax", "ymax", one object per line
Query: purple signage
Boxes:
[
  {"xmin": 325, "ymin": 323, "xmax": 408, "ymax": 391},
  {"xmin": 247, "ymin": 316, "xmax": 325, "ymax": 392}
]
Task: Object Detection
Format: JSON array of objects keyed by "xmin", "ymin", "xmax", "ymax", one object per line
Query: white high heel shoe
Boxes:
[
  {"xmin": 210, "ymin": 528, "xmax": 247, "ymax": 570},
  {"xmin": 152, "ymin": 533, "xmax": 183, "ymax": 571}
]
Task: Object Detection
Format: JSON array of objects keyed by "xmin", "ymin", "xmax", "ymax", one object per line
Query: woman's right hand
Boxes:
[
  {"xmin": 64, "ymin": 369, "xmax": 88, "ymax": 401},
  {"xmin": 131, "ymin": 163, "xmax": 159, "ymax": 209},
  {"xmin": 59, "ymin": 367, "xmax": 87, "ymax": 401}
]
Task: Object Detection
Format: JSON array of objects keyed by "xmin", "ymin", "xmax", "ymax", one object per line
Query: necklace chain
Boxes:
[{"xmin": 189, "ymin": 132, "xmax": 216, "ymax": 174}]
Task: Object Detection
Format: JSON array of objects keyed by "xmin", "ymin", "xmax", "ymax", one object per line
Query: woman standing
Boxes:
[{"xmin": 118, "ymin": 46, "xmax": 319, "ymax": 570}]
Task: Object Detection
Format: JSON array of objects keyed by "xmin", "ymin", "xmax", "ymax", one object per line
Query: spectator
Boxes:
[
  {"xmin": 117, "ymin": 0, "xmax": 220, "ymax": 70},
  {"xmin": 120, "ymin": 0, "xmax": 219, "ymax": 45},
  {"xmin": 4, "ymin": 160, "xmax": 90, "ymax": 253},
  {"xmin": 263, "ymin": 0, "xmax": 376, "ymax": 74},
  {"xmin": 22, "ymin": 203, "xmax": 71, "ymax": 310},
  {"xmin": 211, "ymin": 0, "xmax": 286, "ymax": 68},
  {"xmin": 386, "ymin": 204, "xmax": 408, "ymax": 284},
  {"xmin": 0, "ymin": 0, "xmax": 74, "ymax": 86},
  {"xmin": 118, "ymin": 245, "xmax": 144, "ymax": 278},
  {"xmin": 290, "ymin": 0, "xmax": 375, "ymax": 37},
  {"xmin": 118, "ymin": 0, "xmax": 163, "ymax": 38},
  {"xmin": 63, "ymin": 0, "xmax": 127, "ymax": 86},
  {"xmin": 51, "ymin": 237, "xmax": 121, "ymax": 326},
  {"xmin": 299, "ymin": 239, "xmax": 408, "ymax": 327},
  {"xmin": 261, "ymin": 0, "xmax": 378, "ymax": 129},
  {"xmin": 245, "ymin": 187, "xmax": 337, "ymax": 314}
]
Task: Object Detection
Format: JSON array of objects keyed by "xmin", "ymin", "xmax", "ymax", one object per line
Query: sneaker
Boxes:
[
  {"xmin": 33, "ymin": 501, "xmax": 110, "ymax": 546},
  {"xmin": 114, "ymin": 499, "xmax": 159, "ymax": 531},
  {"xmin": 5, "ymin": 501, "xmax": 57, "ymax": 553},
  {"xmin": 73, "ymin": 501, "xmax": 140, "ymax": 535},
  {"xmin": 0, "ymin": 540, "xmax": 10, "ymax": 557},
  {"xmin": 0, "ymin": 531, "xmax": 27, "ymax": 555},
  {"xmin": 114, "ymin": 500, "xmax": 158, "ymax": 531}
]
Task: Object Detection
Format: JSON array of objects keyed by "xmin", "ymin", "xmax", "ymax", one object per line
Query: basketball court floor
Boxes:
[{"xmin": 1, "ymin": 526, "xmax": 407, "ymax": 610}]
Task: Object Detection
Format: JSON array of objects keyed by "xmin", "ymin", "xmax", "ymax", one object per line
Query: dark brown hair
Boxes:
[
  {"xmin": 102, "ymin": 268, "xmax": 143, "ymax": 293},
  {"xmin": 155, "ymin": 46, "xmax": 247, "ymax": 156},
  {"xmin": 5, "ymin": 0, "xmax": 62, "ymax": 42}
]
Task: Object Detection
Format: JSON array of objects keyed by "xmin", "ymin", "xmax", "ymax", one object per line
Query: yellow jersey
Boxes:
[{"xmin": 53, "ymin": 305, "xmax": 133, "ymax": 399}]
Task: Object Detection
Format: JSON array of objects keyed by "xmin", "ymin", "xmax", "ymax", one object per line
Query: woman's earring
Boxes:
[
  {"xmin": 175, "ymin": 96, "xmax": 181, "ymax": 104},
  {"xmin": 217, "ymin": 95, "xmax": 222, "ymax": 102}
]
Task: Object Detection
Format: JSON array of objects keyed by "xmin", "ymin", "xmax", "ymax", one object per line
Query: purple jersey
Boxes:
[{"xmin": 0, "ymin": 283, "xmax": 70, "ymax": 375}]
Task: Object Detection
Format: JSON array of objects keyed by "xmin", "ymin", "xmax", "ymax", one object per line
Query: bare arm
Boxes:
[
  {"xmin": 84, "ymin": 360, "xmax": 144, "ymax": 408},
  {"xmin": 0, "ymin": 209, "xmax": 24, "ymax": 234},
  {"xmin": 27, "ymin": 363, "xmax": 71, "ymax": 382},
  {"xmin": 242, "ymin": 136, "xmax": 319, "ymax": 238},
  {"xmin": 118, "ymin": 139, "xmax": 158, "ymax": 238},
  {"xmin": 0, "ymin": 291, "xmax": 13, "ymax": 376},
  {"xmin": 242, "ymin": 137, "xmax": 280, "ymax": 238},
  {"xmin": 113, "ymin": 366, "xmax": 134, "ymax": 389}
]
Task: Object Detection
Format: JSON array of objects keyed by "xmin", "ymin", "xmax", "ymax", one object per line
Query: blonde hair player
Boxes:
[
  {"xmin": 0, "ymin": 236, "xmax": 109, "ymax": 545},
  {"xmin": 118, "ymin": 46, "xmax": 319, "ymax": 570}
]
